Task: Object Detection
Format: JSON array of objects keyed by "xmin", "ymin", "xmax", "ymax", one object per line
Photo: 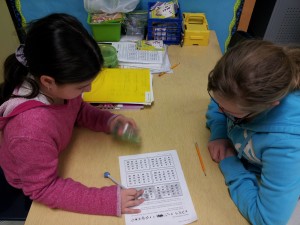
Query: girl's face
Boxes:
[
  {"xmin": 50, "ymin": 79, "xmax": 94, "ymax": 100},
  {"xmin": 210, "ymin": 92, "xmax": 254, "ymax": 125}
]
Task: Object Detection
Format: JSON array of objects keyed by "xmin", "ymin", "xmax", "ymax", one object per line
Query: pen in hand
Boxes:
[{"xmin": 104, "ymin": 171, "xmax": 126, "ymax": 189}]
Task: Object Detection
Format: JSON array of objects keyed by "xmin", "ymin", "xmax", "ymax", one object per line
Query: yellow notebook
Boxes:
[{"xmin": 83, "ymin": 68, "xmax": 153, "ymax": 104}]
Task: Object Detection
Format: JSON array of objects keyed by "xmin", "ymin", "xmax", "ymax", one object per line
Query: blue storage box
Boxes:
[{"xmin": 147, "ymin": 2, "xmax": 183, "ymax": 45}]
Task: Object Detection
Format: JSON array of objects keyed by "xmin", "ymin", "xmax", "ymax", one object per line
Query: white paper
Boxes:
[
  {"xmin": 111, "ymin": 42, "xmax": 164, "ymax": 64},
  {"xmin": 119, "ymin": 51, "xmax": 172, "ymax": 74},
  {"xmin": 119, "ymin": 150, "xmax": 198, "ymax": 225}
]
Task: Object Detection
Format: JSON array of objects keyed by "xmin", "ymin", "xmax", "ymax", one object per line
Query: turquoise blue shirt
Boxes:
[{"xmin": 206, "ymin": 91, "xmax": 300, "ymax": 225}]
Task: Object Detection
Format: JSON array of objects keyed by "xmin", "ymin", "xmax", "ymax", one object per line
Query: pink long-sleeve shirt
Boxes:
[{"xmin": 0, "ymin": 95, "xmax": 121, "ymax": 216}]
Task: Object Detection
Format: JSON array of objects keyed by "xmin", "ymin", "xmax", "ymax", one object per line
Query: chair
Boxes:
[{"xmin": 0, "ymin": 167, "xmax": 32, "ymax": 222}]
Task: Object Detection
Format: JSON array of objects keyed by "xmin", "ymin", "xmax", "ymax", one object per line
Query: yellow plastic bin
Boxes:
[
  {"xmin": 88, "ymin": 14, "xmax": 122, "ymax": 42},
  {"xmin": 183, "ymin": 13, "xmax": 210, "ymax": 46}
]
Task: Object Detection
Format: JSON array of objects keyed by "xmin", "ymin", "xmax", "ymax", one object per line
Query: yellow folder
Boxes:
[{"xmin": 83, "ymin": 68, "xmax": 152, "ymax": 104}]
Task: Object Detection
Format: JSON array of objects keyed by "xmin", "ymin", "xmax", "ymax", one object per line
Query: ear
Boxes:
[
  {"xmin": 271, "ymin": 101, "xmax": 280, "ymax": 106},
  {"xmin": 40, "ymin": 75, "xmax": 55, "ymax": 89}
]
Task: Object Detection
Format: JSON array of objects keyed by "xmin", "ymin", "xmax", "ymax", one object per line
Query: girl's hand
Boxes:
[
  {"xmin": 224, "ymin": 147, "xmax": 236, "ymax": 159},
  {"xmin": 121, "ymin": 188, "xmax": 145, "ymax": 214},
  {"xmin": 207, "ymin": 139, "xmax": 235, "ymax": 162},
  {"xmin": 108, "ymin": 115, "xmax": 137, "ymax": 134}
]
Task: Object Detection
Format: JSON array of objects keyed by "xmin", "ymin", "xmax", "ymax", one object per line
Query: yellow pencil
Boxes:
[
  {"xmin": 159, "ymin": 63, "xmax": 180, "ymax": 77},
  {"xmin": 195, "ymin": 142, "xmax": 207, "ymax": 176}
]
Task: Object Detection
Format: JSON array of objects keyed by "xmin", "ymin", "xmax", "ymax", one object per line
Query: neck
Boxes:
[{"xmin": 39, "ymin": 86, "xmax": 64, "ymax": 105}]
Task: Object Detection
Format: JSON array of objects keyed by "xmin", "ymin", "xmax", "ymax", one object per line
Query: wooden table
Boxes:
[{"xmin": 25, "ymin": 31, "xmax": 249, "ymax": 225}]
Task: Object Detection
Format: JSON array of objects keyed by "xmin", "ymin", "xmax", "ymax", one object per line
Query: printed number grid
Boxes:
[
  {"xmin": 141, "ymin": 182, "xmax": 183, "ymax": 201},
  {"xmin": 125, "ymin": 155, "xmax": 174, "ymax": 172}
]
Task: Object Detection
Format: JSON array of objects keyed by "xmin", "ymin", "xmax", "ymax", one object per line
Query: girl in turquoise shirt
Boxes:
[{"xmin": 206, "ymin": 40, "xmax": 300, "ymax": 225}]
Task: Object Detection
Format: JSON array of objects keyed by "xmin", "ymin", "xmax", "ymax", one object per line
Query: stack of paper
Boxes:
[
  {"xmin": 83, "ymin": 68, "xmax": 154, "ymax": 109},
  {"xmin": 109, "ymin": 42, "xmax": 172, "ymax": 74}
]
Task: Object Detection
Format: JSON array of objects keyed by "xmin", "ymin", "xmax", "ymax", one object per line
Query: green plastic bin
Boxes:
[{"xmin": 88, "ymin": 14, "xmax": 122, "ymax": 42}]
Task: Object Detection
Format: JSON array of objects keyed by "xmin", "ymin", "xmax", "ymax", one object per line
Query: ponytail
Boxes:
[
  {"xmin": 0, "ymin": 54, "xmax": 29, "ymax": 104},
  {"xmin": 0, "ymin": 13, "xmax": 103, "ymax": 106}
]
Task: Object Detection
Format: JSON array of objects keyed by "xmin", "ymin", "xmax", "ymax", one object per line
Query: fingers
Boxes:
[
  {"xmin": 123, "ymin": 188, "xmax": 144, "ymax": 200},
  {"xmin": 208, "ymin": 145, "xmax": 219, "ymax": 162},
  {"xmin": 116, "ymin": 116, "xmax": 137, "ymax": 129},
  {"xmin": 123, "ymin": 189, "xmax": 142, "ymax": 202},
  {"xmin": 218, "ymin": 150, "xmax": 225, "ymax": 162},
  {"xmin": 135, "ymin": 189, "xmax": 144, "ymax": 198},
  {"xmin": 121, "ymin": 189, "xmax": 145, "ymax": 214},
  {"xmin": 224, "ymin": 147, "xmax": 236, "ymax": 158},
  {"xmin": 123, "ymin": 198, "xmax": 145, "ymax": 214},
  {"xmin": 122, "ymin": 201, "xmax": 144, "ymax": 214},
  {"xmin": 208, "ymin": 145, "xmax": 224, "ymax": 163}
]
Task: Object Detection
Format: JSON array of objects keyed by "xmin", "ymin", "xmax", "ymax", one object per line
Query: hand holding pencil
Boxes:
[
  {"xmin": 121, "ymin": 188, "xmax": 145, "ymax": 214},
  {"xmin": 104, "ymin": 172, "xmax": 145, "ymax": 214}
]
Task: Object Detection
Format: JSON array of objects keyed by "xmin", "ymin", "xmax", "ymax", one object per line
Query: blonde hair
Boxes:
[{"xmin": 208, "ymin": 40, "xmax": 300, "ymax": 112}]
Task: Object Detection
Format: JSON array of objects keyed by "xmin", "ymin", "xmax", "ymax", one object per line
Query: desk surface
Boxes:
[{"xmin": 25, "ymin": 32, "xmax": 249, "ymax": 225}]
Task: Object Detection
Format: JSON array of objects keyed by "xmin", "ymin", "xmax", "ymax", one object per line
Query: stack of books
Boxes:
[{"xmin": 83, "ymin": 68, "xmax": 154, "ymax": 110}]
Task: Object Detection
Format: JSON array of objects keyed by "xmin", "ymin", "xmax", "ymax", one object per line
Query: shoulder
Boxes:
[{"xmin": 6, "ymin": 98, "xmax": 81, "ymax": 134}]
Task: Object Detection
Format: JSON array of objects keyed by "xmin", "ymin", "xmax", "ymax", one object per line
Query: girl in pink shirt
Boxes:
[{"xmin": 0, "ymin": 13, "xmax": 144, "ymax": 216}]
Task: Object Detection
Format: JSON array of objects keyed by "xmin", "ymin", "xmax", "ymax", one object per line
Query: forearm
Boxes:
[
  {"xmin": 77, "ymin": 101, "xmax": 116, "ymax": 133},
  {"xmin": 206, "ymin": 100, "xmax": 228, "ymax": 140},
  {"xmin": 30, "ymin": 177, "xmax": 121, "ymax": 216},
  {"xmin": 9, "ymin": 138, "xmax": 121, "ymax": 216},
  {"xmin": 220, "ymin": 157, "xmax": 297, "ymax": 225}
]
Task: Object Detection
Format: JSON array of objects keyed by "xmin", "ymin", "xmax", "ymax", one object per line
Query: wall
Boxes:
[
  {"xmin": 19, "ymin": 0, "xmax": 237, "ymax": 53},
  {"xmin": 139, "ymin": 0, "xmax": 237, "ymax": 52},
  {"xmin": 0, "ymin": 1, "xmax": 20, "ymax": 83}
]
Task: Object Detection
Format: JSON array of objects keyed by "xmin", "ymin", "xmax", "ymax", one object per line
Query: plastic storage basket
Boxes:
[
  {"xmin": 87, "ymin": 13, "xmax": 122, "ymax": 42},
  {"xmin": 147, "ymin": 2, "xmax": 182, "ymax": 45}
]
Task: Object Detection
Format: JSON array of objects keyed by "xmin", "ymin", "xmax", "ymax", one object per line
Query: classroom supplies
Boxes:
[
  {"xmin": 112, "ymin": 122, "xmax": 141, "ymax": 144},
  {"xmin": 136, "ymin": 40, "xmax": 165, "ymax": 51},
  {"xmin": 104, "ymin": 172, "xmax": 126, "ymax": 189},
  {"xmin": 93, "ymin": 103, "xmax": 145, "ymax": 110},
  {"xmin": 195, "ymin": 142, "xmax": 207, "ymax": 176},
  {"xmin": 82, "ymin": 68, "xmax": 154, "ymax": 105},
  {"xmin": 110, "ymin": 42, "xmax": 172, "ymax": 74},
  {"xmin": 158, "ymin": 62, "xmax": 180, "ymax": 76},
  {"xmin": 147, "ymin": 1, "xmax": 183, "ymax": 45},
  {"xmin": 119, "ymin": 150, "xmax": 198, "ymax": 225},
  {"xmin": 87, "ymin": 13, "xmax": 123, "ymax": 42},
  {"xmin": 98, "ymin": 44, "xmax": 118, "ymax": 68},
  {"xmin": 183, "ymin": 13, "xmax": 210, "ymax": 46},
  {"xmin": 150, "ymin": 1, "xmax": 176, "ymax": 19},
  {"xmin": 111, "ymin": 42, "xmax": 164, "ymax": 64},
  {"xmin": 124, "ymin": 10, "xmax": 148, "ymax": 36}
]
